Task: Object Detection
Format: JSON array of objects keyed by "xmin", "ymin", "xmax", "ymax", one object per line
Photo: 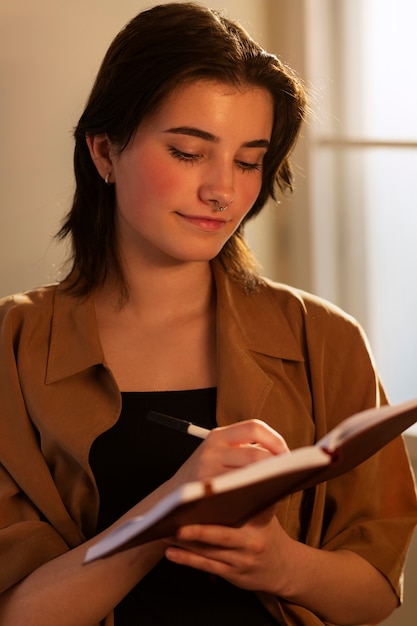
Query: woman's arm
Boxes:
[
  {"xmin": 0, "ymin": 420, "xmax": 287, "ymax": 626},
  {"xmin": 164, "ymin": 510, "xmax": 398, "ymax": 625},
  {"xmin": 277, "ymin": 531, "xmax": 397, "ymax": 625},
  {"xmin": 0, "ymin": 485, "xmax": 170, "ymax": 626}
]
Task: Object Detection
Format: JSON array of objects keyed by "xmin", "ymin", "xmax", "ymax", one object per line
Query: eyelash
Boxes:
[
  {"xmin": 168, "ymin": 147, "xmax": 201, "ymax": 164},
  {"xmin": 168, "ymin": 147, "xmax": 262, "ymax": 173}
]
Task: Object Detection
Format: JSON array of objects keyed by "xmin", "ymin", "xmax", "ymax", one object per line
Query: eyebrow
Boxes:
[{"xmin": 164, "ymin": 126, "xmax": 270, "ymax": 149}]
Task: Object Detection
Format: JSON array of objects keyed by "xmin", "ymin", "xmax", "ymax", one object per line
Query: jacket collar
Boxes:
[
  {"xmin": 213, "ymin": 260, "xmax": 304, "ymax": 426},
  {"xmin": 45, "ymin": 261, "xmax": 304, "ymax": 386},
  {"xmin": 213, "ymin": 260, "xmax": 303, "ymax": 361},
  {"xmin": 45, "ymin": 287, "xmax": 104, "ymax": 384}
]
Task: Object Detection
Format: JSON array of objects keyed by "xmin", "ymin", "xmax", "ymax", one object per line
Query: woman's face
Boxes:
[{"xmin": 109, "ymin": 80, "xmax": 274, "ymax": 267}]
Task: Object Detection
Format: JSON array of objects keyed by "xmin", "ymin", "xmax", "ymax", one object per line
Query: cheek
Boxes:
[
  {"xmin": 132, "ymin": 155, "xmax": 188, "ymax": 203},
  {"xmin": 239, "ymin": 178, "xmax": 263, "ymax": 216}
]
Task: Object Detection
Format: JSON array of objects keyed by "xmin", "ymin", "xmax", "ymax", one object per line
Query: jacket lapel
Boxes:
[{"xmin": 213, "ymin": 261, "xmax": 305, "ymax": 429}]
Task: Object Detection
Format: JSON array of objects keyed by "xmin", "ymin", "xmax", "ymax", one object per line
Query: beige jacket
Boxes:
[{"xmin": 1, "ymin": 260, "xmax": 416, "ymax": 625}]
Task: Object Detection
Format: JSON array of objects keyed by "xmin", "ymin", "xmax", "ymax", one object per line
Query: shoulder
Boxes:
[
  {"xmin": 259, "ymin": 278, "xmax": 372, "ymax": 361},
  {"xmin": 256, "ymin": 281, "xmax": 382, "ymax": 420},
  {"xmin": 0, "ymin": 286, "xmax": 60, "ymax": 379},
  {"xmin": 214, "ymin": 260, "xmax": 372, "ymax": 372},
  {"xmin": 213, "ymin": 260, "xmax": 367, "ymax": 347},
  {"xmin": 227, "ymin": 271, "xmax": 363, "ymax": 339},
  {"xmin": 261, "ymin": 277, "xmax": 361, "ymax": 330},
  {"xmin": 0, "ymin": 284, "xmax": 58, "ymax": 308},
  {"xmin": 214, "ymin": 259, "xmax": 354, "ymax": 322},
  {"xmin": 0, "ymin": 285, "xmax": 57, "ymax": 330}
]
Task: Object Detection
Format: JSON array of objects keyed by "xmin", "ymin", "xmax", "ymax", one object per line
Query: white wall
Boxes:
[{"xmin": 0, "ymin": 0, "xmax": 273, "ymax": 297}]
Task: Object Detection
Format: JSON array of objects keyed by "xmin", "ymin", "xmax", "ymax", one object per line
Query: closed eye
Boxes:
[
  {"xmin": 169, "ymin": 147, "xmax": 262, "ymax": 172},
  {"xmin": 236, "ymin": 160, "xmax": 262, "ymax": 173},
  {"xmin": 168, "ymin": 147, "xmax": 202, "ymax": 163}
]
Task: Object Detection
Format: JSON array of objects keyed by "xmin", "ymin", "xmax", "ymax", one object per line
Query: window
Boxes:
[{"xmin": 306, "ymin": 0, "xmax": 417, "ymax": 405}]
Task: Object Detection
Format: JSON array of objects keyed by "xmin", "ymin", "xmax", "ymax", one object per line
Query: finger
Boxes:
[
  {"xmin": 166, "ymin": 528, "xmax": 244, "ymax": 571},
  {"xmin": 209, "ymin": 419, "xmax": 289, "ymax": 456},
  {"xmin": 174, "ymin": 523, "xmax": 240, "ymax": 548},
  {"xmin": 165, "ymin": 543, "xmax": 233, "ymax": 578},
  {"xmin": 165, "ymin": 529, "xmax": 263, "ymax": 585},
  {"xmin": 210, "ymin": 442, "xmax": 280, "ymax": 469}
]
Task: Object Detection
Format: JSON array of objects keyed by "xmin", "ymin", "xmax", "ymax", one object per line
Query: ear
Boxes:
[{"xmin": 86, "ymin": 134, "xmax": 113, "ymax": 181}]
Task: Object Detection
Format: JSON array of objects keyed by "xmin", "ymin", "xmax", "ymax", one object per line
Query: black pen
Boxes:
[{"xmin": 146, "ymin": 410, "xmax": 210, "ymax": 440}]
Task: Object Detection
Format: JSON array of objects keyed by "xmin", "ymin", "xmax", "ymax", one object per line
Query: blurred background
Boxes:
[{"xmin": 1, "ymin": 2, "xmax": 416, "ymax": 623}]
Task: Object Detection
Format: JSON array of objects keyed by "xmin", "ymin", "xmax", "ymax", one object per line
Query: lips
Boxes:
[{"xmin": 176, "ymin": 213, "xmax": 228, "ymax": 231}]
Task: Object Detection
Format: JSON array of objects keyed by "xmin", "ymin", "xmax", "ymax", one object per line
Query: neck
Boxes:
[{"xmin": 96, "ymin": 257, "xmax": 215, "ymax": 323}]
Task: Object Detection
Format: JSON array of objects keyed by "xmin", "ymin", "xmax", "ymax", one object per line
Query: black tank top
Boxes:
[{"xmin": 89, "ymin": 388, "xmax": 277, "ymax": 625}]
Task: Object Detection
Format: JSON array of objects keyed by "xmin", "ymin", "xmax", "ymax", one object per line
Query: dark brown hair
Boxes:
[{"xmin": 57, "ymin": 2, "xmax": 306, "ymax": 297}]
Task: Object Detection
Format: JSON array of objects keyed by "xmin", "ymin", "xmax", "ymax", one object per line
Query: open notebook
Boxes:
[{"xmin": 85, "ymin": 397, "xmax": 417, "ymax": 563}]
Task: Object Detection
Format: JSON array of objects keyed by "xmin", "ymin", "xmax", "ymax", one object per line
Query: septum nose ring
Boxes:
[{"xmin": 215, "ymin": 200, "xmax": 231, "ymax": 212}]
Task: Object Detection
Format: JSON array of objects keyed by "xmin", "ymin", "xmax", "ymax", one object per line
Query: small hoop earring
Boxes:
[{"xmin": 104, "ymin": 173, "xmax": 112, "ymax": 185}]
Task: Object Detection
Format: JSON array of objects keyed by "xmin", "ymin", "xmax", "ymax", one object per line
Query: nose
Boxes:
[{"xmin": 199, "ymin": 162, "xmax": 236, "ymax": 211}]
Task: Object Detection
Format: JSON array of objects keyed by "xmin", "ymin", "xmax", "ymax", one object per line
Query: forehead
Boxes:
[{"xmin": 142, "ymin": 79, "xmax": 274, "ymax": 138}]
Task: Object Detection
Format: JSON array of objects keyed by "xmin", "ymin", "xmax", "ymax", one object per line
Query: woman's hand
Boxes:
[
  {"xmin": 164, "ymin": 506, "xmax": 290, "ymax": 594},
  {"xmin": 164, "ymin": 497, "xmax": 398, "ymax": 626},
  {"xmin": 160, "ymin": 419, "xmax": 291, "ymax": 594},
  {"xmin": 169, "ymin": 418, "xmax": 289, "ymax": 486},
  {"xmin": 162, "ymin": 420, "xmax": 398, "ymax": 625}
]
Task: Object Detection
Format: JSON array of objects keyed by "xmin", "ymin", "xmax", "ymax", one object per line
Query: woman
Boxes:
[{"xmin": 0, "ymin": 3, "xmax": 416, "ymax": 625}]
